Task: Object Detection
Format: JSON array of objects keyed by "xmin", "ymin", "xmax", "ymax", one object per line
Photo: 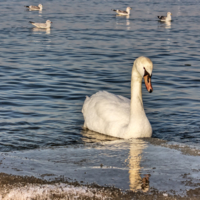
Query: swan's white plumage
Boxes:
[
  {"xmin": 82, "ymin": 91, "xmax": 130, "ymax": 137},
  {"xmin": 82, "ymin": 56, "xmax": 153, "ymax": 139}
]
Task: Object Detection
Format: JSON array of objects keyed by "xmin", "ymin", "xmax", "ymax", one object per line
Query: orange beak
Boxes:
[{"xmin": 143, "ymin": 74, "xmax": 153, "ymax": 93}]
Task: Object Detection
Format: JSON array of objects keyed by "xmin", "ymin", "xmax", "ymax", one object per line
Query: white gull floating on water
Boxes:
[
  {"xmin": 157, "ymin": 12, "xmax": 172, "ymax": 21},
  {"xmin": 112, "ymin": 7, "xmax": 132, "ymax": 16},
  {"xmin": 25, "ymin": 4, "xmax": 43, "ymax": 11},
  {"xmin": 29, "ymin": 20, "xmax": 52, "ymax": 29}
]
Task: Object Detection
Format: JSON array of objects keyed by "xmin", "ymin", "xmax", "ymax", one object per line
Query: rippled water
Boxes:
[{"xmin": 0, "ymin": 0, "xmax": 200, "ymax": 152}]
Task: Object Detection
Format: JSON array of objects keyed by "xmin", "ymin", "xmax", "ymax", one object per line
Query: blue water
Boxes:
[{"xmin": 0, "ymin": 0, "xmax": 200, "ymax": 152}]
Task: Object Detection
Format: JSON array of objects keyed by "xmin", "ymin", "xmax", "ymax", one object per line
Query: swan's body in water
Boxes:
[{"xmin": 82, "ymin": 56, "xmax": 153, "ymax": 139}]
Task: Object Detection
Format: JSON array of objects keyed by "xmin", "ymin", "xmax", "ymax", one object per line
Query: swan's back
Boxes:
[{"xmin": 82, "ymin": 91, "xmax": 130, "ymax": 137}]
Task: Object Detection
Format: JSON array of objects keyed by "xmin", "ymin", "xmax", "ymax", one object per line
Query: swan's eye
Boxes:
[{"xmin": 143, "ymin": 67, "xmax": 151, "ymax": 80}]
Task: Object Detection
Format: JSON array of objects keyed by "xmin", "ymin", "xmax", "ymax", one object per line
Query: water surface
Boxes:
[{"xmin": 0, "ymin": 0, "xmax": 200, "ymax": 152}]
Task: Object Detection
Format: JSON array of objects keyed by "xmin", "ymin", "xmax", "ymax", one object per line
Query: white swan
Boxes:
[{"xmin": 82, "ymin": 56, "xmax": 153, "ymax": 139}]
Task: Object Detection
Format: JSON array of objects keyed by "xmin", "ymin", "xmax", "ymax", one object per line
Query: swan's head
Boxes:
[
  {"xmin": 126, "ymin": 7, "xmax": 132, "ymax": 11},
  {"xmin": 167, "ymin": 12, "xmax": 172, "ymax": 17},
  {"xmin": 38, "ymin": 4, "xmax": 43, "ymax": 9},
  {"xmin": 135, "ymin": 56, "xmax": 153, "ymax": 93}
]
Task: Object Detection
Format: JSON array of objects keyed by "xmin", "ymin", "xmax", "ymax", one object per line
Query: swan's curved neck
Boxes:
[
  {"xmin": 125, "ymin": 62, "xmax": 152, "ymax": 138},
  {"xmin": 130, "ymin": 63, "xmax": 143, "ymax": 116}
]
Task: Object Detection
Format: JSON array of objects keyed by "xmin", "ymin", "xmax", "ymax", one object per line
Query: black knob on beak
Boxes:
[{"xmin": 149, "ymin": 89, "xmax": 153, "ymax": 93}]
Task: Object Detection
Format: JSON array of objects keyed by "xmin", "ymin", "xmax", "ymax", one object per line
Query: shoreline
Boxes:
[
  {"xmin": 0, "ymin": 139, "xmax": 200, "ymax": 199},
  {"xmin": 0, "ymin": 173, "xmax": 200, "ymax": 200}
]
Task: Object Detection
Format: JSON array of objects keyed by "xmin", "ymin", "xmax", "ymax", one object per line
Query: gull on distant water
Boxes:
[
  {"xmin": 112, "ymin": 7, "xmax": 132, "ymax": 16},
  {"xmin": 25, "ymin": 4, "xmax": 43, "ymax": 11},
  {"xmin": 29, "ymin": 20, "xmax": 52, "ymax": 28},
  {"xmin": 157, "ymin": 12, "xmax": 172, "ymax": 21}
]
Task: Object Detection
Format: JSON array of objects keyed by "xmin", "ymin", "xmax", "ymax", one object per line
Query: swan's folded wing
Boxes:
[
  {"xmin": 82, "ymin": 91, "xmax": 130, "ymax": 127},
  {"xmin": 96, "ymin": 92, "xmax": 130, "ymax": 123}
]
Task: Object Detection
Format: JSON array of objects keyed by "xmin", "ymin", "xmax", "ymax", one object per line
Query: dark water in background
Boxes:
[{"xmin": 0, "ymin": 0, "xmax": 200, "ymax": 152}]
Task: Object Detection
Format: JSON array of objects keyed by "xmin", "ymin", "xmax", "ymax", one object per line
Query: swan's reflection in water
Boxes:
[
  {"xmin": 81, "ymin": 129, "xmax": 150, "ymax": 192},
  {"xmin": 81, "ymin": 129, "xmax": 117, "ymax": 143},
  {"xmin": 128, "ymin": 140, "xmax": 150, "ymax": 192},
  {"xmin": 32, "ymin": 27, "xmax": 51, "ymax": 34}
]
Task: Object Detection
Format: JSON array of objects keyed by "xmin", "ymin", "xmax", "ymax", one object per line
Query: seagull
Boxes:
[
  {"xmin": 29, "ymin": 20, "xmax": 52, "ymax": 28},
  {"xmin": 112, "ymin": 7, "xmax": 132, "ymax": 16},
  {"xmin": 157, "ymin": 12, "xmax": 172, "ymax": 21},
  {"xmin": 25, "ymin": 4, "xmax": 43, "ymax": 11}
]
